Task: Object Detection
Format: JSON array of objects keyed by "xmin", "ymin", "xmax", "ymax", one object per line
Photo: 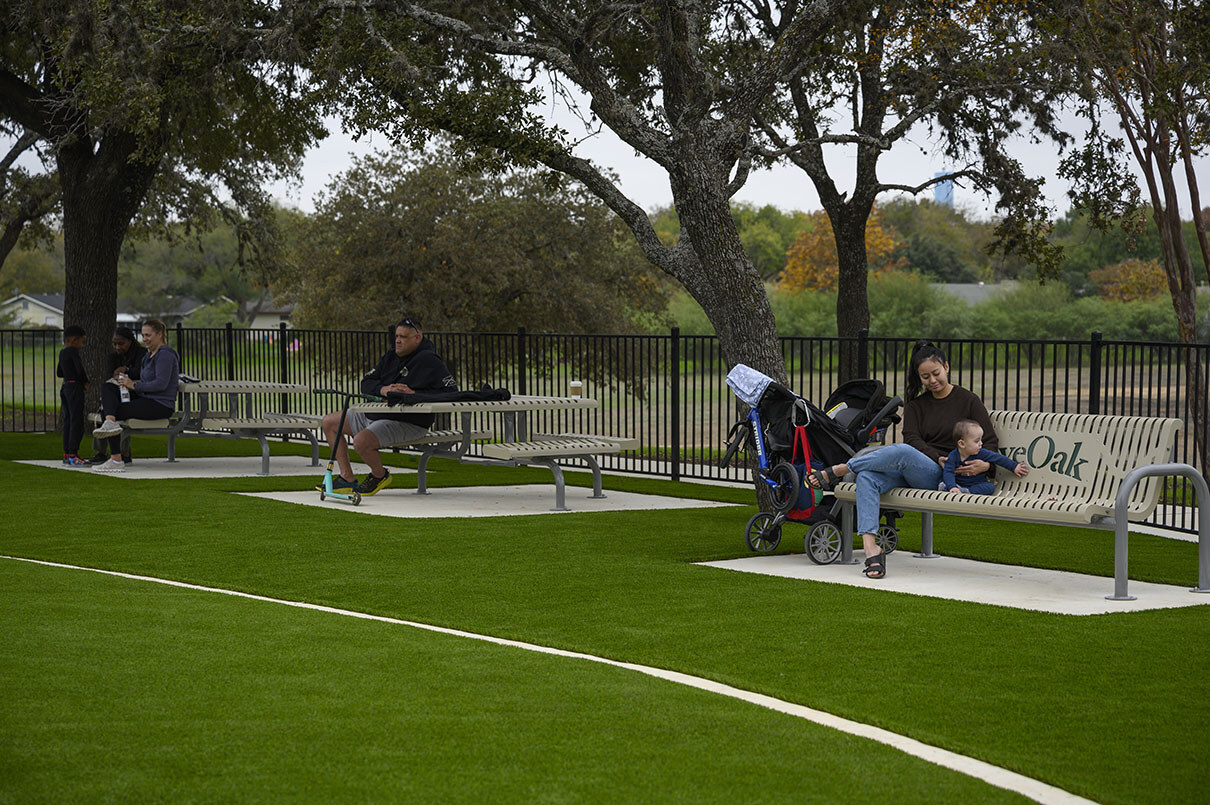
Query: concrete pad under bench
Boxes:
[
  {"xmin": 241, "ymin": 485, "xmax": 740, "ymax": 517},
  {"xmin": 697, "ymin": 552, "xmax": 1210, "ymax": 615}
]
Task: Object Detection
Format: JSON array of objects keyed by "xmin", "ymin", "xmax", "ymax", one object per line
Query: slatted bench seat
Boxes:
[
  {"xmin": 89, "ymin": 412, "xmax": 172, "ymax": 430},
  {"xmin": 479, "ymin": 435, "xmax": 637, "ymax": 511},
  {"xmin": 192, "ymin": 415, "xmax": 323, "ymax": 475},
  {"xmin": 180, "ymin": 381, "xmax": 323, "ymax": 475},
  {"xmin": 389, "ymin": 428, "xmax": 491, "ymax": 449},
  {"xmin": 480, "ymin": 436, "xmax": 636, "ymax": 460},
  {"xmin": 830, "ymin": 410, "xmax": 1208, "ymax": 600}
]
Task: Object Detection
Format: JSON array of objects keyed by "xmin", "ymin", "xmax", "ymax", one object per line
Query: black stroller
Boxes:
[{"xmin": 722, "ymin": 368, "xmax": 904, "ymax": 564}]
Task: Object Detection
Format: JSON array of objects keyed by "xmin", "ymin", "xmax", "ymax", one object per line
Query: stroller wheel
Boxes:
[
  {"xmin": 765, "ymin": 461, "xmax": 799, "ymax": 514},
  {"xmin": 806, "ymin": 521, "xmax": 843, "ymax": 565},
  {"xmin": 745, "ymin": 512, "xmax": 782, "ymax": 552},
  {"xmin": 876, "ymin": 524, "xmax": 898, "ymax": 555}
]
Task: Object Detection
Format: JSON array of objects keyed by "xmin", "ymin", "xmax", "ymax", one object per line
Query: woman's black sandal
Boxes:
[
  {"xmin": 805, "ymin": 467, "xmax": 838, "ymax": 491},
  {"xmin": 863, "ymin": 552, "xmax": 887, "ymax": 579}
]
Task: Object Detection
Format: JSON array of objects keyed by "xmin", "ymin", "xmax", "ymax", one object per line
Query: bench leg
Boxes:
[
  {"xmin": 915, "ymin": 512, "xmax": 938, "ymax": 558},
  {"xmin": 256, "ymin": 434, "xmax": 271, "ymax": 476},
  {"xmin": 584, "ymin": 456, "xmax": 605, "ymax": 499},
  {"xmin": 415, "ymin": 450, "xmax": 434, "ymax": 495},
  {"xmin": 528, "ymin": 459, "xmax": 568, "ymax": 511},
  {"xmin": 1108, "ymin": 517, "xmax": 1138, "ymax": 601},
  {"xmin": 307, "ymin": 431, "xmax": 320, "ymax": 467},
  {"xmin": 166, "ymin": 434, "xmax": 177, "ymax": 463},
  {"xmin": 840, "ymin": 503, "xmax": 855, "ymax": 564}
]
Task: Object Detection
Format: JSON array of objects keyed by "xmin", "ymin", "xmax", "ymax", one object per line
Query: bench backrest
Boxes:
[{"xmin": 987, "ymin": 411, "xmax": 1181, "ymax": 516}]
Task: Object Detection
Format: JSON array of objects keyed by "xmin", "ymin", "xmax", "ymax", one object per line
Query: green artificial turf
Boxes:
[
  {"xmin": 0, "ymin": 560, "xmax": 1019, "ymax": 803},
  {"xmin": 2, "ymin": 433, "xmax": 1207, "ymax": 803}
]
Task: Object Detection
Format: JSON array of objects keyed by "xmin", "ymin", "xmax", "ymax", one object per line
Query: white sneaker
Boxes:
[
  {"xmin": 93, "ymin": 458, "xmax": 126, "ymax": 473},
  {"xmin": 93, "ymin": 420, "xmax": 123, "ymax": 436}
]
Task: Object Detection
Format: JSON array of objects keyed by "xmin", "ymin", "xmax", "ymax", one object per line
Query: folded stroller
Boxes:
[{"xmin": 721, "ymin": 365, "xmax": 903, "ymax": 563}]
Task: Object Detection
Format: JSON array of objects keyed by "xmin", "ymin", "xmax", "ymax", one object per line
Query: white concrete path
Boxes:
[
  {"xmin": 241, "ymin": 485, "xmax": 739, "ymax": 517},
  {"xmin": 698, "ymin": 551, "xmax": 1210, "ymax": 615}
]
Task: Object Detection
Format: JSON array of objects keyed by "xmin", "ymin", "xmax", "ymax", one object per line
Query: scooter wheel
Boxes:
[
  {"xmin": 319, "ymin": 489, "xmax": 326, "ymax": 502},
  {"xmin": 352, "ymin": 491, "xmax": 362, "ymax": 506}
]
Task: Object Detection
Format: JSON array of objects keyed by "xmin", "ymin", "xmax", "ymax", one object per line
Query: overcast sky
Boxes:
[{"xmin": 267, "ymin": 102, "xmax": 1210, "ymax": 222}]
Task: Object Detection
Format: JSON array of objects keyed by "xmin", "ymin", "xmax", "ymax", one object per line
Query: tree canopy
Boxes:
[
  {"xmin": 741, "ymin": 0, "xmax": 1069, "ymax": 359},
  {"xmin": 0, "ymin": 0, "xmax": 324, "ymax": 391},
  {"xmin": 281, "ymin": 148, "xmax": 669, "ymax": 334},
  {"xmin": 296, "ymin": 0, "xmax": 860, "ymax": 382}
]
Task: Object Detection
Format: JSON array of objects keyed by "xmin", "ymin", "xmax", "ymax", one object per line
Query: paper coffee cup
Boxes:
[{"xmin": 569, "ymin": 380, "xmax": 583, "ymax": 398}]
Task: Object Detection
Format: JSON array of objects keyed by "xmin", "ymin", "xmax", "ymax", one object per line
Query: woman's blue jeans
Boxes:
[{"xmin": 845, "ymin": 444, "xmax": 942, "ymax": 535}]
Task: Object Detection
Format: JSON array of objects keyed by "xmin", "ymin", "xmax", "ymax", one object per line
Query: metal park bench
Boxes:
[
  {"xmin": 92, "ymin": 382, "xmax": 322, "ymax": 475},
  {"xmin": 87, "ymin": 390, "xmax": 193, "ymax": 459},
  {"xmin": 353, "ymin": 396, "xmax": 633, "ymax": 510},
  {"xmin": 830, "ymin": 410, "xmax": 1209, "ymax": 601},
  {"xmin": 181, "ymin": 382, "xmax": 324, "ymax": 475},
  {"xmin": 481, "ymin": 434, "xmax": 639, "ymax": 510}
]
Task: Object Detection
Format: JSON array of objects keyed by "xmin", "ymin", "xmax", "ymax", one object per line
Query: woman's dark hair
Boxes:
[
  {"xmin": 114, "ymin": 326, "xmax": 136, "ymax": 343},
  {"xmin": 906, "ymin": 340, "xmax": 949, "ymax": 400}
]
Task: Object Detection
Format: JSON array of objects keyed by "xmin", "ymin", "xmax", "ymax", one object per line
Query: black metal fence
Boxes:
[{"xmin": 4, "ymin": 324, "xmax": 1205, "ymax": 532}]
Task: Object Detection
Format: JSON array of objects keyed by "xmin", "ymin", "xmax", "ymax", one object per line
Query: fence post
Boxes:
[
  {"xmin": 279, "ymin": 322, "xmax": 289, "ymax": 414},
  {"xmin": 224, "ymin": 321, "xmax": 235, "ymax": 381},
  {"xmin": 857, "ymin": 328, "xmax": 870, "ymax": 379},
  {"xmin": 671, "ymin": 327, "xmax": 680, "ymax": 482},
  {"xmin": 516, "ymin": 326, "xmax": 527, "ymax": 396},
  {"xmin": 174, "ymin": 321, "xmax": 184, "ymax": 363},
  {"xmin": 1089, "ymin": 331, "xmax": 1103, "ymax": 415}
]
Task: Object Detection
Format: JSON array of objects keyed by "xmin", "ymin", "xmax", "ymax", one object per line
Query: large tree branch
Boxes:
[
  {"xmin": 1, "ymin": 131, "xmax": 40, "ymax": 173},
  {"xmin": 539, "ymin": 147, "xmax": 682, "ymax": 275},
  {"xmin": 358, "ymin": 0, "xmax": 676, "ymax": 167},
  {"xmin": 0, "ymin": 178, "xmax": 59, "ymax": 266},
  {"xmin": 0, "ymin": 70, "xmax": 52, "ymax": 137},
  {"xmin": 753, "ymin": 132, "xmax": 890, "ymax": 155},
  {"xmin": 876, "ymin": 168, "xmax": 984, "ymax": 195},
  {"xmin": 727, "ymin": 0, "xmax": 855, "ymax": 118}
]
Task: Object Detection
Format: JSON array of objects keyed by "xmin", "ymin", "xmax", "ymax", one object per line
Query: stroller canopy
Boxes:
[{"xmin": 725, "ymin": 364, "xmax": 775, "ymax": 408}]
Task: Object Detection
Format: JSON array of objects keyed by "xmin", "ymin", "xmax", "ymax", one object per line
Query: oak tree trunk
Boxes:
[
  {"xmin": 832, "ymin": 209, "xmax": 871, "ymax": 383},
  {"xmin": 666, "ymin": 156, "xmax": 785, "ymax": 384},
  {"xmin": 57, "ymin": 133, "xmax": 159, "ymax": 413}
]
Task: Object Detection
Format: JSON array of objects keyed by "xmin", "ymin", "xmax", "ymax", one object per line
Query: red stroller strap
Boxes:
[{"xmin": 788, "ymin": 424, "xmax": 815, "ymax": 520}]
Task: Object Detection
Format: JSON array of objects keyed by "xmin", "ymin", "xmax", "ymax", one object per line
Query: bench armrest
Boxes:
[{"xmin": 1110, "ymin": 463, "xmax": 1209, "ymax": 600}]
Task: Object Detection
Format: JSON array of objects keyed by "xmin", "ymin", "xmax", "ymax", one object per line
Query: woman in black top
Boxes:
[{"xmin": 806, "ymin": 341, "xmax": 996, "ymax": 579}]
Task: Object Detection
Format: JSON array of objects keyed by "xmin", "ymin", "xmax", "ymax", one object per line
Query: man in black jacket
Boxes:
[{"xmin": 318, "ymin": 317, "xmax": 456, "ymax": 496}]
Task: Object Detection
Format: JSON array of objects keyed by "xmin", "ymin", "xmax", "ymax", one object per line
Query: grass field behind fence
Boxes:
[{"xmin": 0, "ymin": 433, "xmax": 1207, "ymax": 803}]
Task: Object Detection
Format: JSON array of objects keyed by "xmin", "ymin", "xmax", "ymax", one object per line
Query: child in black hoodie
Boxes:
[{"xmin": 57, "ymin": 325, "xmax": 89, "ymax": 465}]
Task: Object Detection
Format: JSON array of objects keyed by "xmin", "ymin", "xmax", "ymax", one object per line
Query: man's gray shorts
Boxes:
[{"xmin": 346, "ymin": 410, "xmax": 429, "ymax": 446}]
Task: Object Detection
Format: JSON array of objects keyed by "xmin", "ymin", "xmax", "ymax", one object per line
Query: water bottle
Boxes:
[{"xmin": 119, "ymin": 373, "xmax": 131, "ymax": 403}]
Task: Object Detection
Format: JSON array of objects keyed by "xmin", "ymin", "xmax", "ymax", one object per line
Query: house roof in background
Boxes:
[
  {"xmin": 242, "ymin": 296, "xmax": 295, "ymax": 316},
  {"xmin": 1, "ymin": 292, "xmax": 65, "ymax": 312}
]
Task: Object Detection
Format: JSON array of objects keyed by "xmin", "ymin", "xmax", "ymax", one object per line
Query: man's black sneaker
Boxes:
[
  {"xmin": 356, "ymin": 470, "xmax": 392, "ymax": 496},
  {"xmin": 315, "ymin": 475, "xmax": 357, "ymax": 493},
  {"xmin": 86, "ymin": 452, "xmax": 110, "ymax": 466}
]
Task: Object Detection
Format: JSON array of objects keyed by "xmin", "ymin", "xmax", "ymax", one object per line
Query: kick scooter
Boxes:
[{"xmin": 313, "ymin": 388, "xmax": 382, "ymax": 505}]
